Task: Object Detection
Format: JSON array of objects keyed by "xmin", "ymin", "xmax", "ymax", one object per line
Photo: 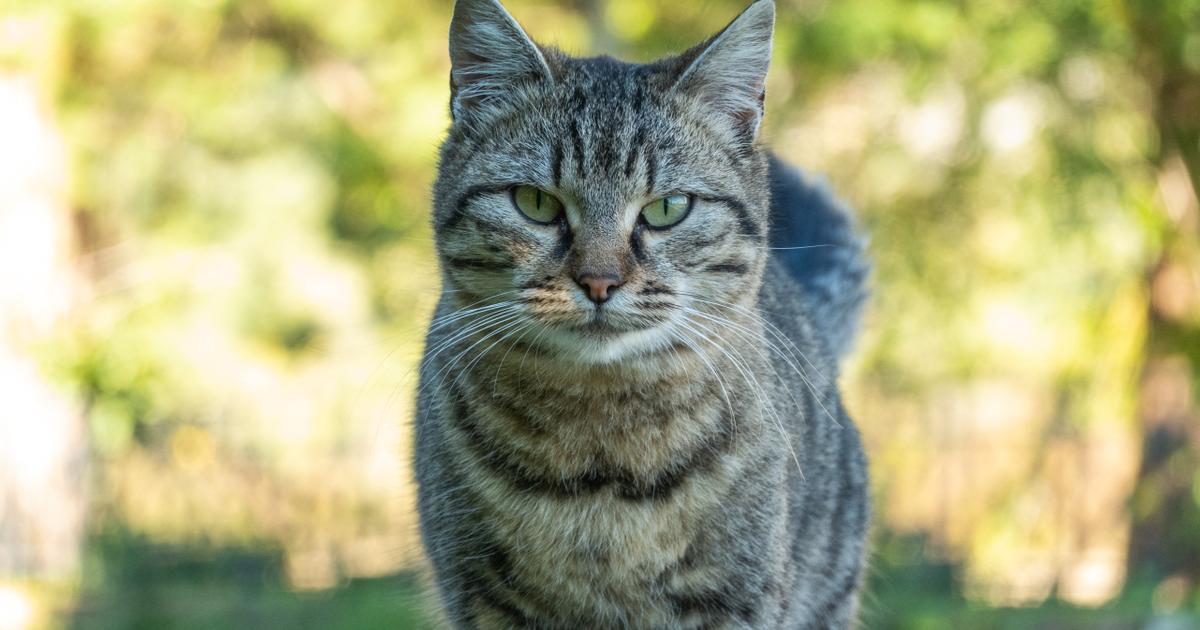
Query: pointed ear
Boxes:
[
  {"xmin": 448, "ymin": 0, "xmax": 553, "ymax": 123},
  {"xmin": 672, "ymin": 0, "xmax": 775, "ymax": 142}
]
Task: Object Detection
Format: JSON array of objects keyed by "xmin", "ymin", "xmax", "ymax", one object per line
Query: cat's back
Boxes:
[
  {"xmin": 763, "ymin": 155, "xmax": 869, "ymax": 360},
  {"xmin": 751, "ymin": 157, "xmax": 873, "ymax": 625}
]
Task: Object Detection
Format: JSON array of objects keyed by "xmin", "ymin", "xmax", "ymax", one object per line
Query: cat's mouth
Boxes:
[
  {"xmin": 536, "ymin": 317, "xmax": 677, "ymax": 364},
  {"xmin": 517, "ymin": 292, "xmax": 680, "ymax": 359},
  {"xmin": 551, "ymin": 298, "xmax": 679, "ymax": 340},
  {"xmin": 572, "ymin": 313, "xmax": 629, "ymax": 337}
]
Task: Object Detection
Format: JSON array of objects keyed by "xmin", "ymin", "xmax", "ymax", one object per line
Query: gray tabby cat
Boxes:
[{"xmin": 414, "ymin": 0, "xmax": 871, "ymax": 627}]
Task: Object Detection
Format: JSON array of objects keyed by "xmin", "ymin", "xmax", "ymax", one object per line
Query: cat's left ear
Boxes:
[
  {"xmin": 448, "ymin": 0, "xmax": 554, "ymax": 124},
  {"xmin": 673, "ymin": 0, "xmax": 775, "ymax": 142}
]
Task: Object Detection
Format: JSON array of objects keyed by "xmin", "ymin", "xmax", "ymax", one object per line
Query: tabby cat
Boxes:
[{"xmin": 414, "ymin": 0, "xmax": 871, "ymax": 627}]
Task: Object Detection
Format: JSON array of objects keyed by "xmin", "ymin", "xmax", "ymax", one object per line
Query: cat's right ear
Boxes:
[
  {"xmin": 671, "ymin": 0, "xmax": 775, "ymax": 143},
  {"xmin": 448, "ymin": 0, "xmax": 553, "ymax": 124}
]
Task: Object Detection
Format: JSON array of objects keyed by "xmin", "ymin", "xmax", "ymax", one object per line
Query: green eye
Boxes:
[
  {"xmin": 640, "ymin": 194, "xmax": 692, "ymax": 228},
  {"xmin": 511, "ymin": 185, "xmax": 564, "ymax": 223}
]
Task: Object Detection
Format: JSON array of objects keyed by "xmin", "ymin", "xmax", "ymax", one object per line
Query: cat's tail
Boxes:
[{"xmin": 766, "ymin": 153, "xmax": 871, "ymax": 359}]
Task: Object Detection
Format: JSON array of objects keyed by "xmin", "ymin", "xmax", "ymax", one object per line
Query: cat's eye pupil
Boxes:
[
  {"xmin": 640, "ymin": 193, "xmax": 691, "ymax": 229},
  {"xmin": 511, "ymin": 185, "xmax": 563, "ymax": 224}
]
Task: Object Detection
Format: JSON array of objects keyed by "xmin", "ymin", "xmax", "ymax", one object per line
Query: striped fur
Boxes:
[{"xmin": 415, "ymin": 1, "xmax": 871, "ymax": 627}]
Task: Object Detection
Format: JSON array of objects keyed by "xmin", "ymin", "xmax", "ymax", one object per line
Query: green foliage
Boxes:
[{"xmin": 10, "ymin": 0, "xmax": 1199, "ymax": 624}]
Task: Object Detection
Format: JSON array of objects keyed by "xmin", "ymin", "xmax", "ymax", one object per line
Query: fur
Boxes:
[{"xmin": 414, "ymin": 1, "xmax": 871, "ymax": 627}]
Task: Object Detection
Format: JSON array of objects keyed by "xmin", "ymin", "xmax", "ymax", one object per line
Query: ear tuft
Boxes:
[
  {"xmin": 449, "ymin": 0, "xmax": 553, "ymax": 123},
  {"xmin": 673, "ymin": 0, "xmax": 775, "ymax": 142}
]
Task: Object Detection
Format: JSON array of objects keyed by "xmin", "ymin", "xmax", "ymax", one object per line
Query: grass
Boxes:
[
  {"xmin": 63, "ymin": 531, "xmax": 434, "ymax": 630},
  {"xmin": 53, "ymin": 530, "xmax": 1199, "ymax": 629}
]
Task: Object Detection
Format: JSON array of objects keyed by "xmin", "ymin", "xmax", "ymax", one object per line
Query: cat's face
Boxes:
[{"xmin": 433, "ymin": 0, "xmax": 775, "ymax": 363}]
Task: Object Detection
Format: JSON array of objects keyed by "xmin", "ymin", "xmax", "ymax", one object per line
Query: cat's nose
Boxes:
[{"xmin": 576, "ymin": 274, "xmax": 623, "ymax": 304}]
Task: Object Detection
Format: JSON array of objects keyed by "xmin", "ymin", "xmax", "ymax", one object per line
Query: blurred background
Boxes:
[{"xmin": 1, "ymin": 0, "xmax": 1198, "ymax": 627}]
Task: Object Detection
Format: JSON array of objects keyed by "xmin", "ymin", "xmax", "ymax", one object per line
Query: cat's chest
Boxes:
[
  {"xmin": 460, "ymin": 361, "xmax": 738, "ymax": 473},
  {"xmin": 474, "ymin": 472, "xmax": 732, "ymax": 625},
  {"xmin": 450, "ymin": 374, "xmax": 752, "ymax": 622}
]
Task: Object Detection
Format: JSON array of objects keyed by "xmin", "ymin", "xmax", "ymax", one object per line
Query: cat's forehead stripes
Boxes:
[{"xmin": 553, "ymin": 62, "xmax": 665, "ymax": 192}]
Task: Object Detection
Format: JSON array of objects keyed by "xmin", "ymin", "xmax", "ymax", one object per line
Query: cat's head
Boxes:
[{"xmin": 433, "ymin": 0, "xmax": 775, "ymax": 364}]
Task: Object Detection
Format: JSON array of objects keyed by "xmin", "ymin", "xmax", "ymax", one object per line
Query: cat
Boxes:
[{"xmin": 413, "ymin": 0, "xmax": 871, "ymax": 627}]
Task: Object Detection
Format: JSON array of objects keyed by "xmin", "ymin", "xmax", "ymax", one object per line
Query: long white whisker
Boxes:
[
  {"xmin": 427, "ymin": 295, "xmax": 521, "ymax": 333},
  {"xmin": 682, "ymin": 306, "xmax": 809, "ymax": 414},
  {"xmin": 369, "ymin": 300, "xmax": 520, "ymax": 440},
  {"xmin": 419, "ymin": 311, "xmax": 524, "ymax": 398},
  {"xmin": 676, "ymin": 316, "xmax": 801, "ymax": 473},
  {"xmin": 452, "ymin": 318, "xmax": 535, "ymax": 392},
  {"xmin": 422, "ymin": 306, "xmax": 521, "ymax": 370},
  {"xmin": 669, "ymin": 328, "xmax": 734, "ymax": 419},
  {"xmin": 492, "ymin": 321, "xmax": 541, "ymax": 396},
  {"xmin": 679, "ymin": 292, "xmax": 841, "ymax": 429},
  {"xmin": 424, "ymin": 316, "xmax": 524, "ymax": 399},
  {"xmin": 669, "ymin": 327, "xmax": 738, "ymax": 446},
  {"xmin": 767, "ymin": 243, "xmax": 836, "ymax": 251}
]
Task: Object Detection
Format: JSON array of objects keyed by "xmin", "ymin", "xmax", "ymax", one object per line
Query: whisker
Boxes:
[
  {"xmin": 428, "ymin": 293, "xmax": 521, "ymax": 333},
  {"xmin": 492, "ymin": 321, "xmax": 541, "ymax": 396},
  {"xmin": 767, "ymin": 243, "xmax": 836, "ymax": 251},
  {"xmin": 668, "ymin": 327, "xmax": 737, "ymax": 446},
  {"xmin": 425, "ymin": 316, "xmax": 525, "ymax": 399},
  {"xmin": 668, "ymin": 328, "xmax": 734, "ymax": 418},
  {"xmin": 517, "ymin": 323, "xmax": 555, "ymax": 389},
  {"xmin": 679, "ymin": 292, "xmax": 841, "ymax": 429},
  {"xmin": 418, "ymin": 310, "xmax": 524, "ymax": 398},
  {"xmin": 422, "ymin": 306, "xmax": 521, "ymax": 369},
  {"xmin": 678, "ymin": 316, "xmax": 801, "ymax": 473},
  {"xmin": 366, "ymin": 298, "xmax": 520, "ymax": 440},
  {"xmin": 683, "ymin": 307, "xmax": 807, "ymax": 412},
  {"xmin": 452, "ymin": 318, "xmax": 536, "ymax": 392}
]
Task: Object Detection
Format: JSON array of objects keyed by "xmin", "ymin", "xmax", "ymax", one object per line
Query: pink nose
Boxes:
[{"xmin": 576, "ymin": 274, "xmax": 623, "ymax": 304}]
